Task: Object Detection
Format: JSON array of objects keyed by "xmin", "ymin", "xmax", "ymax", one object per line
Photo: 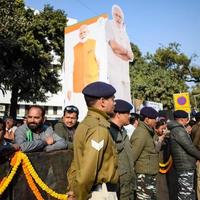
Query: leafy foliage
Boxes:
[
  {"xmin": 130, "ymin": 42, "xmax": 199, "ymax": 109},
  {"xmin": 0, "ymin": 0, "xmax": 67, "ymax": 118}
]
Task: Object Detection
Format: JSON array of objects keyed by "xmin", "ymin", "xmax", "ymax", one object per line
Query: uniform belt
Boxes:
[{"xmin": 91, "ymin": 182, "xmax": 117, "ymax": 192}]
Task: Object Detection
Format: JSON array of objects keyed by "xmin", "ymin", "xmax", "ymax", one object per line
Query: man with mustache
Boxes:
[
  {"xmin": 15, "ymin": 105, "xmax": 67, "ymax": 152},
  {"xmin": 67, "ymin": 81, "xmax": 119, "ymax": 200},
  {"xmin": 54, "ymin": 105, "xmax": 79, "ymax": 149}
]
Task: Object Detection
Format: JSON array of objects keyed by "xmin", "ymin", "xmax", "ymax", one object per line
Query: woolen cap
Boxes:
[
  {"xmin": 140, "ymin": 107, "xmax": 159, "ymax": 119},
  {"xmin": 82, "ymin": 81, "xmax": 116, "ymax": 98},
  {"xmin": 174, "ymin": 110, "xmax": 188, "ymax": 119},
  {"xmin": 114, "ymin": 99, "xmax": 133, "ymax": 113}
]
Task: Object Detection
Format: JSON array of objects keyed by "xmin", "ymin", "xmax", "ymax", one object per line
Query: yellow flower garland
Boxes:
[
  {"xmin": 159, "ymin": 155, "xmax": 173, "ymax": 174},
  {"xmin": 0, "ymin": 152, "xmax": 21, "ymax": 195},
  {"xmin": 22, "ymin": 163, "xmax": 44, "ymax": 200},
  {"xmin": 21, "ymin": 153, "xmax": 67, "ymax": 200},
  {"xmin": 159, "ymin": 155, "xmax": 172, "ymax": 167},
  {"xmin": 0, "ymin": 151, "xmax": 68, "ymax": 200}
]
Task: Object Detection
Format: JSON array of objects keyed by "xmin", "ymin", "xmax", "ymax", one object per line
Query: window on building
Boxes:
[
  {"xmin": 25, "ymin": 105, "xmax": 29, "ymax": 116},
  {"xmin": 43, "ymin": 106, "xmax": 48, "ymax": 115},
  {"xmin": 53, "ymin": 107, "xmax": 57, "ymax": 115}
]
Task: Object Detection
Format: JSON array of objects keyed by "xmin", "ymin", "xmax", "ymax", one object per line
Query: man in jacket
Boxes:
[
  {"xmin": 54, "ymin": 105, "xmax": 79, "ymax": 149},
  {"xmin": 67, "ymin": 81, "xmax": 119, "ymax": 200},
  {"xmin": 130, "ymin": 107, "xmax": 159, "ymax": 200},
  {"xmin": 15, "ymin": 105, "xmax": 67, "ymax": 153},
  {"xmin": 110, "ymin": 99, "xmax": 136, "ymax": 200},
  {"xmin": 125, "ymin": 113, "xmax": 140, "ymax": 140},
  {"xmin": 0, "ymin": 119, "xmax": 20, "ymax": 162},
  {"xmin": 168, "ymin": 110, "xmax": 200, "ymax": 200},
  {"xmin": 191, "ymin": 112, "xmax": 200, "ymax": 199},
  {"xmin": 192, "ymin": 112, "xmax": 200, "ymax": 147}
]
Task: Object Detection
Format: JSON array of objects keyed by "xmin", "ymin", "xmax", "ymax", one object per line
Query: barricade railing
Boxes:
[{"xmin": 0, "ymin": 150, "xmax": 73, "ymax": 200}]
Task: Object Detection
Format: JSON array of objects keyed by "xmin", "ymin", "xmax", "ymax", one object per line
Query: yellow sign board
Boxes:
[{"xmin": 173, "ymin": 92, "xmax": 191, "ymax": 113}]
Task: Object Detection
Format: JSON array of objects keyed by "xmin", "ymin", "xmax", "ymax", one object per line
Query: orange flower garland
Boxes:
[
  {"xmin": 21, "ymin": 152, "xmax": 67, "ymax": 200},
  {"xmin": 0, "ymin": 152, "xmax": 22, "ymax": 195},
  {"xmin": 159, "ymin": 155, "xmax": 173, "ymax": 174},
  {"xmin": 22, "ymin": 163, "xmax": 44, "ymax": 200},
  {"xmin": 0, "ymin": 151, "xmax": 68, "ymax": 200}
]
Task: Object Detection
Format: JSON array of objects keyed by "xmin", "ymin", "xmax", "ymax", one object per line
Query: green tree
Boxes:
[
  {"xmin": 191, "ymin": 84, "xmax": 200, "ymax": 109},
  {"xmin": 0, "ymin": 0, "xmax": 67, "ymax": 118},
  {"xmin": 149, "ymin": 43, "xmax": 200, "ymax": 82},
  {"xmin": 129, "ymin": 43, "xmax": 200, "ymax": 109}
]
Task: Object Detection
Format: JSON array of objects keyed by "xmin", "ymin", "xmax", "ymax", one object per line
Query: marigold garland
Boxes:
[
  {"xmin": 0, "ymin": 152, "xmax": 21, "ymax": 195},
  {"xmin": 0, "ymin": 151, "xmax": 68, "ymax": 200},
  {"xmin": 22, "ymin": 163, "xmax": 44, "ymax": 200},
  {"xmin": 0, "ymin": 178, "xmax": 6, "ymax": 188},
  {"xmin": 21, "ymin": 153, "xmax": 67, "ymax": 200},
  {"xmin": 159, "ymin": 155, "xmax": 172, "ymax": 168},
  {"xmin": 159, "ymin": 155, "xmax": 173, "ymax": 174}
]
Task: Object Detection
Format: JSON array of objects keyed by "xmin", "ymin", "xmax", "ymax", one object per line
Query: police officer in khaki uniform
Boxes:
[
  {"xmin": 130, "ymin": 107, "xmax": 159, "ymax": 200},
  {"xmin": 110, "ymin": 99, "xmax": 136, "ymax": 200},
  {"xmin": 67, "ymin": 81, "xmax": 119, "ymax": 200}
]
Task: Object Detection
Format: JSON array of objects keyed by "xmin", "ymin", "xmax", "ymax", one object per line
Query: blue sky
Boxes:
[{"xmin": 25, "ymin": 0, "xmax": 200, "ymax": 66}]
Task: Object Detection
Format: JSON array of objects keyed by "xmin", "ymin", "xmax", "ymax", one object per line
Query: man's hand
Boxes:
[
  {"xmin": 12, "ymin": 144, "xmax": 20, "ymax": 151},
  {"xmin": 45, "ymin": 135, "xmax": 54, "ymax": 145}
]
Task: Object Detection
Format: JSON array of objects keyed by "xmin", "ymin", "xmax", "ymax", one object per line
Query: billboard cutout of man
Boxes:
[
  {"xmin": 106, "ymin": 4, "xmax": 134, "ymax": 103},
  {"xmin": 73, "ymin": 24, "xmax": 99, "ymax": 93},
  {"xmin": 64, "ymin": 15, "xmax": 108, "ymax": 120},
  {"xmin": 64, "ymin": 5, "xmax": 134, "ymax": 120}
]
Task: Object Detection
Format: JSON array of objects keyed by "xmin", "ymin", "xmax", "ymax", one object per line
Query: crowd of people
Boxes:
[{"xmin": 1, "ymin": 81, "xmax": 200, "ymax": 200}]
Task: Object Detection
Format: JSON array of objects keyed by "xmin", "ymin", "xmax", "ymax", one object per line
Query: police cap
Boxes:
[
  {"xmin": 174, "ymin": 110, "xmax": 188, "ymax": 119},
  {"xmin": 82, "ymin": 81, "xmax": 116, "ymax": 98},
  {"xmin": 140, "ymin": 107, "xmax": 159, "ymax": 119},
  {"xmin": 114, "ymin": 99, "xmax": 133, "ymax": 113}
]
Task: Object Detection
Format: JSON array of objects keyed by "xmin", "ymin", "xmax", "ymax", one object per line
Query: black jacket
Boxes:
[
  {"xmin": 0, "ymin": 141, "xmax": 15, "ymax": 163},
  {"xmin": 168, "ymin": 120, "xmax": 200, "ymax": 171}
]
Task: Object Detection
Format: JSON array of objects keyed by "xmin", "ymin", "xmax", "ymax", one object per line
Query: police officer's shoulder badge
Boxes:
[{"xmin": 91, "ymin": 139, "xmax": 104, "ymax": 151}]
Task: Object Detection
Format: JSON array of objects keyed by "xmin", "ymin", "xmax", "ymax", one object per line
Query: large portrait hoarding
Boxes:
[
  {"xmin": 63, "ymin": 5, "xmax": 134, "ymax": 120},
  {"xmin": 63, "ymin": 14, "xmax": 108, "ymax": 120}
]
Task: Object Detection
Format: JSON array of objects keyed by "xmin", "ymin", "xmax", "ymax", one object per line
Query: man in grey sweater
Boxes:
[{"xmin": 15, "ymin": 105, "xmax": 67, "ymax": 153}]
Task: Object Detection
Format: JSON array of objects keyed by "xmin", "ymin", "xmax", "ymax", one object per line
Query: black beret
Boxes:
[
  {"xmin": 114, "ymin": 99, "xmax": 133, "ymax": 113},
  {"xmin": 140, "ymin": 107, "xmax": 159, "ymax": 119},
  {"xmin": 174, "ymin": 110, "xmax": 188, "ymax": 119},
  {"xmin": 82, "ymin": 81, "xmax": 116, "ymax": 98}
]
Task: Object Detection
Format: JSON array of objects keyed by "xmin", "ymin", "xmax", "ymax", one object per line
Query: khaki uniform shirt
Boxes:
[
  {"xmin": 67, "ymin": 107, "xmax": 118, "ymax": 200},
  {"xmin": 130, "ymin": 121, "xmax": 159, "ymax": 175}
]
